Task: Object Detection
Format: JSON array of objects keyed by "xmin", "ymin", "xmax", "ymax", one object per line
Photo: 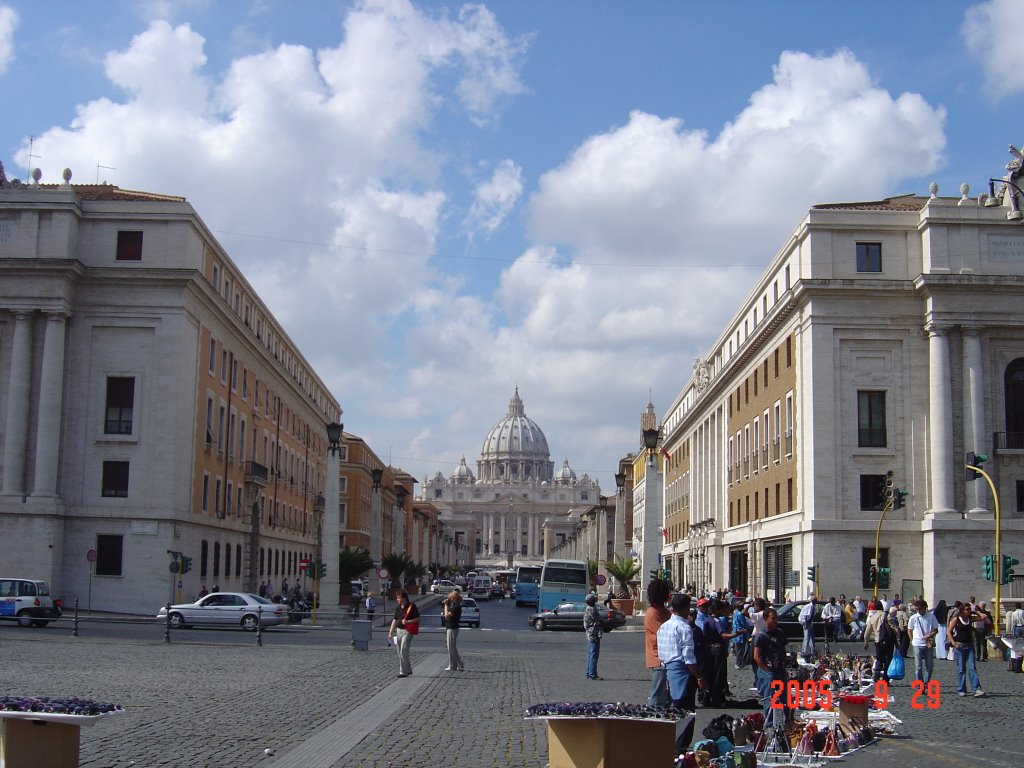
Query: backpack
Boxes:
[
  {"xmin": 702, "ymin": 714, "xmax": 735, "ymax": 742},
  {"xmin": 877, "ymin": 617, "xmax": 895, "ymax": 647}
]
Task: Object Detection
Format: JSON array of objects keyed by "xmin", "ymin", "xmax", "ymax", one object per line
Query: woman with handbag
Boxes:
[{"xmin": 388, "ymin": 590, "xmax": 421, "ymax": 678}]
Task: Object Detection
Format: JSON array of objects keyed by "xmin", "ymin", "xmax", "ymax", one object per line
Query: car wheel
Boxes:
[
  {"xmin": 168, "ymin": 612, "xmax": 188, "ymax": 629},
  {"xmin": 16, "ymin": 610, "xmax": 33, "ymax": 628},
  {"xmin": 533, "ymin": 618, "xmax": 546, "ymax": 631},
  {"xmin": 241, "ymin": 614, "xmax": 260, "ymax": 631},
  {"xmin": 32, "ymin": 620, "xmax": 50, "ymax": 628}
]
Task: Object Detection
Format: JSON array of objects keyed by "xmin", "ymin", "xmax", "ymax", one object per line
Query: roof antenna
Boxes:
[
  {"xmin": 27, "ymin": 136, "xmax": 42, "ymax": 178},
  {"xmin": 96, "ymin": 162, "xmax": 117, "ymax": 183}
]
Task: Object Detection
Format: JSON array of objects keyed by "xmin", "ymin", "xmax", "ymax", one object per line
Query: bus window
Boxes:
[{"xmin": 538, "ymin": 559, "xmax": 588, "ymax": 611}]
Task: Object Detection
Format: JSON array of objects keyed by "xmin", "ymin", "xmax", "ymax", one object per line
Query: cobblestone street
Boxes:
[{"xmin": 1, "ymin": 629, "xmax": 1021, "ymax": 767}]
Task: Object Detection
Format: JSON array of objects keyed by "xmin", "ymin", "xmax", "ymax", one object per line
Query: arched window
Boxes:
[{"xmin": 1005, "ymin": 359, "xmax": 1024, "ymax": 448}]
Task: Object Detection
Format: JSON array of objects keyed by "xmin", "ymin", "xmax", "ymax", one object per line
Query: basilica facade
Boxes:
[{"xmin": 421, "ymin": 387, "xmax": 600, "ymax": 565}]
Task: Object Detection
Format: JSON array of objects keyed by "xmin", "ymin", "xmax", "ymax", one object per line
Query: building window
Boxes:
[
  {"xmin": 208, "ymin": 339, "xmax": 216, "ymax": 373},
  {"xmin": 860, "ymin": 474, "xmax": 887, "ymax": 511},
  {"xmin": 339, "ymin": 477, "xmax": 348, "ymax": 493},
  {"xmin": 95, "ymin": 534, "xmax": 124, "ymax": 576},
  {"xmin": 201, "ymin": 540, "xmax": 209, "ymax": 578},
  {"xmin": 202, "ymin": 473, "xmax": 209, "ymax": 512},
  {"xmin": 856, "ymin": 242, "xmax": 882, "ymax": 272},
  {"xmin": 213, "ymin": 542, "xmax": 221, "ymax": 579},
  {"xmin": 236, "ymin": 544, "xmax": 242, "ymax": 577},
  {"xmin": 104, "ymin": 377, "xmax": 135, "ymax": 434},
  {"xmin": 225, "ymin": 544, "xmax": 231, "ymax": 580},
  {"xmin": 115, "ymin": 230, "xmax": 143, "ymax": 261},
  {"xmin": 857, "ymin": 390, "xmax": 887, "ymax": 447},
  {"xmin": 101, "ymin": 461, "xmax": 130, "ymax": 497},
  {"xmin": 1018, "ymin": 480, "xmax": 1024, "ymax": 514}
]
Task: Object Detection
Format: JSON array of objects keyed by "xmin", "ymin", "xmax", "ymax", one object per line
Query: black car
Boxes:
[
  {"xmin": 775, "ymin": 600, "xmax": 835, "ymax": 643},
  {"xmin": 528, "ymin": 602, "xmax": 625, "ymax": 632}
]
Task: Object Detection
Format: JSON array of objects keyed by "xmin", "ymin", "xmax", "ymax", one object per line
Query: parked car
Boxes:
[
  {"xmin": 157, "ymin": 592, "xmax": 287, "ymax": 631},
  {"xmin": 430, "ymin": 580, "xmax": 463, "ymax": 594},
  {"xmin": 459, "ymin": 597, "xmax": 481, "ymax": 628},
  {"xmin": 529, "ymin": 602, "xmax": 626, "ymax": 632},
  {"xmin": 0, "ymin": 578, "xmax": 60, "ymax": 628},
  {"xmin": 775, "ymin": 600, "xmax": 828, "ymax": 643}
]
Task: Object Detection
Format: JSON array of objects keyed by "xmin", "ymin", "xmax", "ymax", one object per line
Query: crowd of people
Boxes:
[{"xmin": 642, "ymin": 583, "xmax": 1021, "ymax": 751}]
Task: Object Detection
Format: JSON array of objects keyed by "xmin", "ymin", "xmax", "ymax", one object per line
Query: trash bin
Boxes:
[{"xmin": 351, "ymin": 620, "xmax": 372, "ymax": 651}]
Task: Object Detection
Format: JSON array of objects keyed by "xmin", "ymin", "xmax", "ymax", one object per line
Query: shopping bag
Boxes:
[{"xmin": 886, "ymin": 651, "xmax": 905, "ymax": 680}]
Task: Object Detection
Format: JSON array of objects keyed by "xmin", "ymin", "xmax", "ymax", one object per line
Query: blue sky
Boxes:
[{"xmin": 1, "ymin": 0, "xmax": 1022, "ymax": 491}]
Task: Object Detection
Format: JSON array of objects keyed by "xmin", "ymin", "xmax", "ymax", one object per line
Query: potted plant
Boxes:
[{"xmin": 601, "ymin": 555, "xmax": 641, "ymax": 616}]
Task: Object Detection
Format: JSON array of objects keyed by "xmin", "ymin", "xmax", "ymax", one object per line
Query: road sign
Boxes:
[
  {"xmin": 377, "ymin": 568, "xmax": 389, "ymax": 580},
  {"xmin": 595, "ymin": 574, "xmax": 607, "ymax": 586},
  {"xmin": 168, "ymin": 561, "xmax": 180, "ymax": 574},
  {"xmin": 86, "ymin": 549, "xmax": 97, "ymax": 563},
  {"xmin": 299, "ymin": 558, "xmax": 310, "ymax": 568}
]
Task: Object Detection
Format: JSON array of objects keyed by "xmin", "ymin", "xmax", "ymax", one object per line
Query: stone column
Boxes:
[
  {"xmin": 516, "ymin": 511, "xmax": 523, "ymax": 557},
  {"xmin": 925, "ymin": 323, "xmax": 956, "ymax": 517},
  {"xmin": 962, "ymin": 328, "xmax": 990, "ymax": 517},
  {"xmin": 321, "ymin": 448, "xmax": 341, "ymax": 608},
  {"xmin": 2, "ymin": 313, "xmax": 33, "ymax": 496},
  {"xmin": 32, "ymin": 313, "xmax": 68, "ymax": 497},
  {"xmin": 485, "ymin": 512, "xmax": 493, "ymax": 554}
]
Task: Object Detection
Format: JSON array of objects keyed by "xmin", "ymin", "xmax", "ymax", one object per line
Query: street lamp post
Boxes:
[
  {"xmin": 640, "ymin": 426, "xmax": 663, "ymax": 596},
  {"xmin": 370, "ymin": 467, "xmax": 383, "ymax": 566},
  {"xmin": 321, "ymin": 420, "xmax": 344, "ymax": 612}
]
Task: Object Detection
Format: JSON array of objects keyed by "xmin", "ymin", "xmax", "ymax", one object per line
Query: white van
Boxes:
[
  {"xmin": 0, "ymin": 578, "xmax": 59, "ymax": 627},
  {"xmin": 471, "ymin": 575, "xmax": 493, "ymax": 601}
]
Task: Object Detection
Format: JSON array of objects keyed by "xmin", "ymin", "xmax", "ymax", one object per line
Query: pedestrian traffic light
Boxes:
[
  {"xmin": 981, "ymin": 554, "xmax": 995, "ymax": 582},
  {"xmin": 806, "ymin": 565, "xmax": 817, "ymax": 583},
  {"xmin": 181, "ymin": 555, "xmax": 193, "ymax": 574},
  {"xmin": 966, "ymin": 452, "xmax": 988, "ymax": 482},
  {"xmin": 877, "ymin": 567, "xmax": 891, "ymax": 589},
  {"xmin": 893, "ymin": 489, "xmax": 908, "ymax": 509},
  {"xmin": 1001, "ymin": 555, "xmax": 1020, "ymax": 585}
]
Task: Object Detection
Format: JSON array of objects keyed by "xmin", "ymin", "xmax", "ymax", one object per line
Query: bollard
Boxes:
[
  {"xmin": 72, "ymin": 598, "xmax": 79, "ymax": 638},
  {"xmin": 256, "ymin": 605, "xmax": 263, "ymax": 647},
  {"xmin": 164, "ymin": 602, "xmax": 171, "ymax": 643}
]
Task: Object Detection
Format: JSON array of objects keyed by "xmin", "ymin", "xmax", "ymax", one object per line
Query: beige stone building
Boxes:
[
  {"xmin": 0, "ymin": 175, "xmax": 341, "ymax": 613},
  {"xmin": 660, "ymin": 161, "xmax": 1024, "ymax": 605}
]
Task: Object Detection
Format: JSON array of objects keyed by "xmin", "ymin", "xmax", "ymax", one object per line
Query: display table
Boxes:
[
  {"xmin": 528, "ymin": 714, "xmax": 692, "ymax": 768},
  {"xmin": 0, "ymin": 710, "xmax": 122, "ymax": 768}
]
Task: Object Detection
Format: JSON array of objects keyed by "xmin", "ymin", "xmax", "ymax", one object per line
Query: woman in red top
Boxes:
[{"xmin": 645, "ymin": 578, "xmax": 673, "ymax": 707}]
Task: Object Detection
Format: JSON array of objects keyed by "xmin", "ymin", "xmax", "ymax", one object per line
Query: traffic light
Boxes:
[
  {"xmin": 650, "ymin": 569, "xmax": 659, "ymax": 582},
  {"xmin": 981, "ymin": 554, "xmax": 995, "ymax": 582},
  {"xmin": 893, "ymin": 489, "xmax": 908, "ymax": 509},
  {"xmin": 181, "ymin": 555, "xmax": 192, "ymax": 574},
  {"xmin": 169, "ymin": 557, "xmax": 181, "ymax": 574},
  {"xmin": 1001, "ymin": 555, "xmax": 1020, "ymax": 585},
  {"xmin": 884, "ymin": 471, "xmax": 894, "ymax": 506},
  {"xmin": 319, "ymin": 562, "xmax": 327, "ymax": 578},
  {"xmin": 877, "ymin": 567, "xmax": 891, "ymax": 589},
  {"xmin": 966, "ymin": 452, "xmax": 988, "ymax": 482},
  {"xmin": 806, "ymin": 565, "xmax": 817, "ymax": 583}
]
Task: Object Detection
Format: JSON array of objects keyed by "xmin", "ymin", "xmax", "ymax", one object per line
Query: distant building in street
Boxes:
[
  {"xmin": 421, "ymin": 387, "xmax": 602, "ymax": 566},
  {"xmin": 659, "ymin": 156, "xmax": 1024, "ymax": 605}
]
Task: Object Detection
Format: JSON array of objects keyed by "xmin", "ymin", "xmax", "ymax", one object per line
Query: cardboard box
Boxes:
[
  {"xmin": 546, "ymin": 717, "xmax": 677, "ymax": 768},
  {"xmin": 1, "ymin": 717, "xmax": 80, "ymax": 768}
]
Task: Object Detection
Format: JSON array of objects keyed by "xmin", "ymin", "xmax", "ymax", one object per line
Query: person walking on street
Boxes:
[
  {"xmin": 753, "ymin": 607, "xmax": 790, "ymax": 723},
  {"xmin": 644, "ymin": 578, "xmax": 672, "ymax": 707},
  {"xmin": 583, "ymin": 593, "xmax": 603, "ymax": 680},
  {"xmin": 387, "ymin": 590, "xmax": 420, "ymax": 678},
  {"xmin": 799, "ymin": 598, "xmax": 817, "ymax": 657},
  {"xmin": 365, "ymin": 591, "xmax": 376, "ymax": 623},
  {"xmin": 442, "ymin": 591, "xmax": 464, "ymax": 672},
  {"xmin": 908, "ymin": 598, "xmax": 940, "ymax": 684},
  {"xmin": 948, "ymin": 602, "xmax": 986, "ymax": 697},
  {"xmin": 732, "ymin": 599, "xmax": 753, "ymax": 669}
]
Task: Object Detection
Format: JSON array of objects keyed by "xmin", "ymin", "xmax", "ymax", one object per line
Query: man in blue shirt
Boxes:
[{"xmin": 656, "ymin": 593, "xmax": 705, "ymax": 751}]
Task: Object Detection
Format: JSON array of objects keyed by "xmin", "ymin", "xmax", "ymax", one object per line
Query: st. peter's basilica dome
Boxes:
[{"xmin": 477, "ymin": 387, "xmax": 554, "ymax": 483}]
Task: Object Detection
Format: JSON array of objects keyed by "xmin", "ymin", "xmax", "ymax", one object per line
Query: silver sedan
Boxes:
[{"xmin": 156, "ymin": 592, "xmax": 287, "ymax": 630}]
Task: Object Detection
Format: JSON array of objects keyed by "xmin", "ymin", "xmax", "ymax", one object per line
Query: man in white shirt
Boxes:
[
  {"xmin": 907, "ymin": 598, "xmax": 940, "ymax": 683},
  {"xmin": 1008, "ymin": 602, "xmax": 1024, "ymax": 639},
  {"xmin": 821, "ymin": 597, "xmax": 842, "ymax": 644},
  {"xmin": 798, "ymin": 598, "xmax": 817, "ymax": 656},
  {"xmin": 656, "ymin": 593, "xmax": 705, "ymax": 751},
  {"xmin": 853, "ymin": 596, "xmax": 867, "ymax": 622}
]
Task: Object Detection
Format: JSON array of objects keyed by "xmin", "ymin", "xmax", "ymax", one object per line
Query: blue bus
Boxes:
[
  {"xmin": 537, "ymin": 559, "xmax": 588, "ymax": 611},
  {"xmin": 512, "ymin": 565, "xmax": 542, "ymax": 606}
]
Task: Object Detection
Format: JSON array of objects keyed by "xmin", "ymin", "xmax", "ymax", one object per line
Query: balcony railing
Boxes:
[
  {"xmin": 785, "ymin": 431, "xmax": 793, "ymax": 455},
  {"xmin": 994, "ymin": 432, "xmax": 1024, "ymax": 450},
  {"xmin": 772, "ymin": 437, "xmax": 780, "ymax": 462},
  {"xmin": 245, "ymin": 461, "xmax": 269, "ymax": 486},
  {"xmin": 104, "ymin": 418, "xmax": 133, "ymax": 435}
]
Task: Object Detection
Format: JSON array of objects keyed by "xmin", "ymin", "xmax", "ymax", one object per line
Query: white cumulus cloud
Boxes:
[
  {"xmin": 963, "ymin": 0, "xmax": 1024, "ymax": 100},
  {"xmin": 463, "ymin": 159, "xmax": 522, "ymax": 238},
  {"xmin": 0, "ymin": 5, "xmax": 17, "ymax": 75}
]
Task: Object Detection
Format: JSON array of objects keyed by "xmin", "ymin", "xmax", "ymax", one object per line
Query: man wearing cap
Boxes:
[{"xmin": 696, "ymin": 598, "xmax": 729, "ymax": 706}]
